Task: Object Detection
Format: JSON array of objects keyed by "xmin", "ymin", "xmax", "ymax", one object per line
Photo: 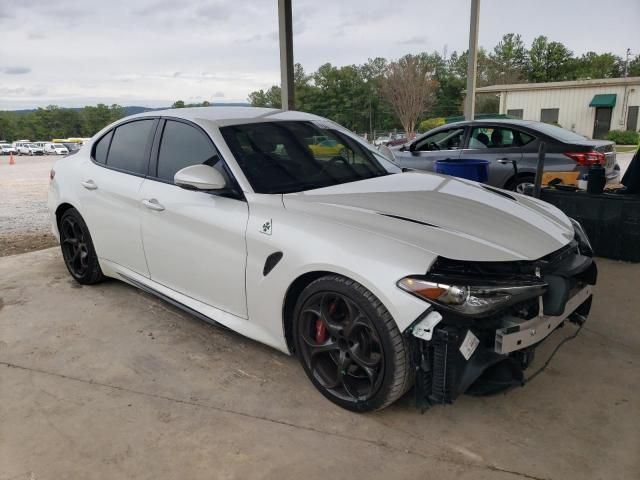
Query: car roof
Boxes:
[
  {"xmin": 445, "ymin": 118, "xmax": 540, "ymax": 128},
  {"xmin": 126, "ymin": 106, "xmax": 327, "ymax": 127}
]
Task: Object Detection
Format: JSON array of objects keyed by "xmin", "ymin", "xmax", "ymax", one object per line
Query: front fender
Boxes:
[{"xmin": 243, "ymin": 194, "xmax": 435, "ymax": 354}]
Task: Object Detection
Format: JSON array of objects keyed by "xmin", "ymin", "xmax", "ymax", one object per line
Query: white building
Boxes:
[{"xmin": 476, "ymin": 77, "xmax": 640, "ymax": 140}]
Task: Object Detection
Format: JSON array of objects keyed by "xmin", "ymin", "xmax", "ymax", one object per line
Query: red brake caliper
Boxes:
[{"xmin": 315, "ymin": 302, "xmax": 336, "ymax": 343}]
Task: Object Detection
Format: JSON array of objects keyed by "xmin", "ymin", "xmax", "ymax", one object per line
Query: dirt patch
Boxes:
[
  {"xmin": 0, "ymin": 231, "xmax": 58, "ymax": 257},
  {"xmin": 0, "ymin": 156, "xmax": 58, "ymax": 256}
]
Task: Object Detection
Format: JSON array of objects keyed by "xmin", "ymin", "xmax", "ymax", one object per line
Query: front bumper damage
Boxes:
[{"xmin": 407, "ymin": 240, "xmax": 597, "ymax": 410}]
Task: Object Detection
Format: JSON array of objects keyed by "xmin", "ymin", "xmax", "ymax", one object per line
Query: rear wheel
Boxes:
[
  {"xmin": 59, "ymin": 208, "xmax": 104, "ymax": 285},
  {"xmin": 293, "ymin": 275, "xmax": 412, "ymax": 412},
  {"xmin": 507, "ymin": 174, "xmax": 535, "ymax": 194}
]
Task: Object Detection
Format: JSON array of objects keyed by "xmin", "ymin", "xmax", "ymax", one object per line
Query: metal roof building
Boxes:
[{"xmin": 476, "ymin": 77, "xmax": 640, "ymax": 140}]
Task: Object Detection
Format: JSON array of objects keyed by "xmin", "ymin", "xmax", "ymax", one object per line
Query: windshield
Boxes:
[
  {"xmin": 533, "ymin": 122, "xmax": 588, "ymax": 142},
  {"xmin": 220, "ymin": 121, "xmax": 398, "ymax": 194},
  {"xmin": 53, "ymin": 144, "xmax": 65, "ymax": 148}
]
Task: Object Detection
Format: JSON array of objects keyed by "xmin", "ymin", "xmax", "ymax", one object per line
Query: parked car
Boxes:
[
  {"xmin": 373, "ymin": 135, "xmax": 390, "ymax": 146},
  {"xmin": 0, "ymin": 143, "xmax": 18, "ymax": 155},
  {"xmin": 62, "ymin": 142, "xmax": 81, "ymax": 155},
  {"xmin": 389, "ymin": 119, "xmax": 620, "ymax": 192},
  {"xmin": 44, "ymin": 143, "xmax": 69, "ymax": 155},
  {"xmin": 305, "ymin": 136, "xmax": 346, "ymax": 157},
  {"xmin": 15, "ymin": 142, "xmax": 44, "ymax": 155},
  {"xmin": 48, "ymin": 107, "xmax": 597, "ymax": 412},
  {"xmin": 385, "ymin": 136, "xmax": 409, "ymax": 147}
]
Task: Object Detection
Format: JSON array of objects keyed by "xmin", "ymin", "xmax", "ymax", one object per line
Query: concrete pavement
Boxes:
[{"xmin": 1, "ymin": 248, "xmax": 638, "ymax": 480}]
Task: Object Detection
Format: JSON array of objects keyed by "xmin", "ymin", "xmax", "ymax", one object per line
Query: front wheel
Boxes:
[
  {"xmin": 59, "ymin": 208, "xmax": 104, "ymax": 284},
  {"xmin": 293, "ymin": 275, "xmax": 412, "ymax": 412}
]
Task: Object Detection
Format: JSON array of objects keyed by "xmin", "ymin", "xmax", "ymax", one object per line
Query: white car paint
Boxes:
[
  {"xmin": 44, "ymin": 143, "xmax": 69, "ymax": 155},
  {"xmin": 15, "ymin": 142, "xmax": 44, "ymax": 155},
  {"xmin": 48, "ymin": 107, "xmax": 575, "ymax": 354},
  {"xmin": 0, "ymin": 143, "xmax": 17, "ymax": 155}
]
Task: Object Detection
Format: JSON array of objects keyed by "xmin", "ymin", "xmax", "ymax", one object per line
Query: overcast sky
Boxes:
[{"xmin": 1, "ymin": 0, "xmax": 638, "ymax": 110}]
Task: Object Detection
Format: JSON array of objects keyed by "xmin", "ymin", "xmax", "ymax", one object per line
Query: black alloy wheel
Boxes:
[
  {"xmin": 59, "ymin": 208, "xmax": 104, "ymax": 284},
  {"xmin": 294, "ymin": 275, "xmax": 412, "ymax": 412}
]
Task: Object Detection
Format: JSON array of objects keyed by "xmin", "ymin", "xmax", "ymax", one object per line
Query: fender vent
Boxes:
[{"xmin": 263, "ymin": 251, "xmax": 283, "ymax": 276}]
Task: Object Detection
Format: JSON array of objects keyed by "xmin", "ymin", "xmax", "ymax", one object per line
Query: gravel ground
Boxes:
[
  {"xmin": 0, "ymin": 151, "xmax": 635, "ymax": 257},
  {"xmin": 0, "ymin": 155, "xmax": 58, "ymax": 256}
]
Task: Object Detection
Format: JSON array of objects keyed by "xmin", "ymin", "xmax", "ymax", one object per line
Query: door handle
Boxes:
[
  {"xmin": 497, "ymin": 158, "xmax": 511, "ymax": 164},
  {"xmin": 81, "ymin": 180, "xmax": 97, "ymax": 190},
  {"xmin": 142, "ymin": 198, "xmax": 165, "ymax": 211}
]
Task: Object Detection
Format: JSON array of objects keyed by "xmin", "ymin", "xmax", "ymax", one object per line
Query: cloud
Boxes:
[
  {"xmin": 2, "ymin": 67, "xmax": 31, "ymax": 75},
  {"xmin": 132, "ymin": 0, "xmax": 177, "ymax": 16},
  {"xmin": 398, "ymin": 35, "xmax": 429, "ymax": 46},
  {"xmin": 195, "ymin": 1, "xmax": 233, "ymax": 22},
  {"xmin": 239, "ymin": 34, "xmax": 263, "ymax": 43},
  {"xmin": 0, "ymin": 86, "xmax": 46, "ymax": 96},
  {"xmin": 0, "ymin": 87, "xmax": 26, "ymax": 95},
  {"xmin": 213, "ymin": 91, "xmax": 225, "ymax": 98},
  {"xmin": 0, "ymin": 0, "xmax": 638, "ymax": 110}
]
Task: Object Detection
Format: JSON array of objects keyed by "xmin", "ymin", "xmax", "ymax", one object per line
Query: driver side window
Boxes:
[
  {"xmin": 415, "ymin": 128, "xmax": 465, "ymax": 152},
  {"xmin": 155, "ymin": 120, "xmax": 229, "ymax": 184}
]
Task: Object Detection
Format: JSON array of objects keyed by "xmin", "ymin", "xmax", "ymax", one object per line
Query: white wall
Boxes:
[{"xmin": 499, "ymin": 84, "xmax": 640, "ymax": 139}]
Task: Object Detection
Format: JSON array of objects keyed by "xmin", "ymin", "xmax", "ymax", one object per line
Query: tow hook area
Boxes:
[
  {"xmin": 409, "ymin": 295, "xmax": 592, "ymax": 411},
  {"xmin": 410, "ymin": 326, "xmax": 524, "ymax": 410}
]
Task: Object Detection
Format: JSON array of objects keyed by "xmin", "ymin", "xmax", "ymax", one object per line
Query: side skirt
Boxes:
[
  {"xmin": 98, "ymin": 259, "xmax": 291, "ymax": 353},
  {"xmin": 118, "ymin": 272, "xmax": 227, "ymax": 331}
]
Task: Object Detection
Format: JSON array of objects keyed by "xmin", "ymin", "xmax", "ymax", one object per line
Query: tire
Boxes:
[
  {"xmin": 58, "ymin": 208, "xmax": 104, "ymax": 285},
  {"xmin": 507, "ymin": 174, "xmax": 535, "ymax": 194},
  {"xmin": 293, "ymin": 274, "xmax": 412, "ymax": 412}
]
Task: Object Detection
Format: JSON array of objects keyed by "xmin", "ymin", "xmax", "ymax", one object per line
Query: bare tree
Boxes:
[{"xmin": 381, "ymin": 55, "xmax": 438, "ymax": 135}]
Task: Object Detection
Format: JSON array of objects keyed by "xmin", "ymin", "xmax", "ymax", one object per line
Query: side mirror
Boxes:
[
  {"xmin": 174, "ymin": 164, "xmax": 227, "ymax": 191},
  {"xmin": 408, "ymin": 142, "xmax": 417, "ymax": 152}
]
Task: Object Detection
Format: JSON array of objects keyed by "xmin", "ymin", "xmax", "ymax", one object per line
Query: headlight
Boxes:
[
  {"xmin": 570, "ymin": 218, "xmax": 592, "ymax": 256},
  {"xmin": 397, "ymin": 276, "xmax": 546, "ymax": 317}
]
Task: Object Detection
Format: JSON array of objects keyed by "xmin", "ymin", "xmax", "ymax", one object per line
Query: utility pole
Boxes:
[
  {"xmin": 278, "ymin": 0, "xmax": 295, "ymax": 111},
  {"xmin": 464, "ymin": 0, "xmax": 480, "ymax": 121}
]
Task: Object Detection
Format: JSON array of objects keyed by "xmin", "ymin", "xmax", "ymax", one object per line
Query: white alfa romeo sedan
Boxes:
[{"xmin": 48, "ymin": 107, "xmax": 597, "ymax": 412}]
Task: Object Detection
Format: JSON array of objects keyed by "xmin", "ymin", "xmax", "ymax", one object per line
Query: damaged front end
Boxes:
[{"xmin": 401, "ymin": 224, "xmax": 597, "ymax": 410}]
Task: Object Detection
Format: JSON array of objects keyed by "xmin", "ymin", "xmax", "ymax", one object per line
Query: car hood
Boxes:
[{"xmin": 282, "ymin": 172, "xmax": 574, "ymax": 262}]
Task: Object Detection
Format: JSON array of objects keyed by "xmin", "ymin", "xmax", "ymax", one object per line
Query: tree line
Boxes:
[
  {"xmin": 248, "ymin": 33, "xmax": 640, "ymax": 135},
  {"xmin": 0, "ymin": 104, "xmax": 126, "ymax": 142}
]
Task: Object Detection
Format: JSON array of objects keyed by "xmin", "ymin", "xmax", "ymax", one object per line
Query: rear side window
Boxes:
[
  {"xmin": 469, "ymin": 126, "xmax": 535, "ymax": 149},
  {"xmin": 156, "ymin": 120, "xmax": 223, "ymax": 182},
  {"xmin": 106, "ymin": 120, "xmax": 155, "ymax": 175},
  {"xmin": 93, "ymin": 130, "xmax": 113, "ymax": 164}
]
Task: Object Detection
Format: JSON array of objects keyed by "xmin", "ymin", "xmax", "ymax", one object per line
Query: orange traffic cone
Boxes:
[{"xmin": 9, "ymin": 153, "xmax": 15, "ymax": 165}]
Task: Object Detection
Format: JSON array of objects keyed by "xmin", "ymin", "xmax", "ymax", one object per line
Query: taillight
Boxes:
[
  {"xmin": 565, "ymin": 151, "xmax": 605, "ymax": 166},
  {"xmin": 50, "ymin": 169, "xmax": 55, "ymax": 181}
]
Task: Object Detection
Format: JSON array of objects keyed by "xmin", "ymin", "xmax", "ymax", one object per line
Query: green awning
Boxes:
[{"xmin": 589, "ymin": 94, "xmax": 616, "ymax": 108}]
